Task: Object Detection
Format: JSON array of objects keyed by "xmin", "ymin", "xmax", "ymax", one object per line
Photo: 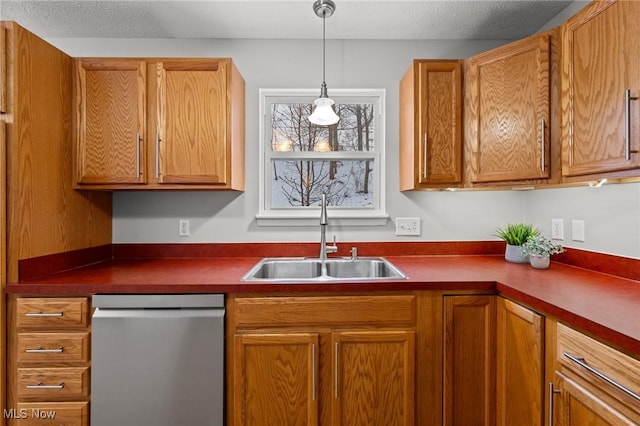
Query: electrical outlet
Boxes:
[
  {"xmin": 572, "ymin": 220, "xmax": 585, "ymax": 242},
  {"xmin": 551, "ymin": 219, "xmax": 564, "ymax": 240},
  {"xmin": 395, "ymin": 217, "xmax": 421, "ymax": 236},
  {"xmin": 179, "ymin": 219, "xmax": 190, "ymax": 237}
]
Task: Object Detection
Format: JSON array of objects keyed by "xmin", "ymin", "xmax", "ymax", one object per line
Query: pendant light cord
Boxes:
[{"xmin": 322, "ymin": 11, "xmax": 326, "ymax": 85}]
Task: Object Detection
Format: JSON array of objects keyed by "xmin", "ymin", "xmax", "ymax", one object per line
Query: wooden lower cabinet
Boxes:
[
  {"xmin": 443, "ymin": 295, "xmax": 496, "ymax": 426},
  {"xmin": 444, "ymin": 295, "xmax": 546, "ymax": 426},
  {"xmin": 8, "ymin": 296, "xmax": 91, "ymax": 426},
  {"xmin": 332, "ymin": 330, "xmax": 415, "ymax": 426},
  {"xmin": 496, "ymin": 297, "xmax": 544, "ymax": 426},
  {"xmin": 547, "ymin": 320, "xmax": 640, "ymax": 426},
  {"xmin": 234, "ymin": 333, "xmax": 319, "ymax": 426},
  {"xmin": 228, "ymin": 293, "xmax": 418, "ymax": 426}
]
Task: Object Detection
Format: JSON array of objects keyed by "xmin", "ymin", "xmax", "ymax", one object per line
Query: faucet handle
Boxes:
[{"xmin": 326, "ymin": 235, "xmax": 338, "ymax": 254}]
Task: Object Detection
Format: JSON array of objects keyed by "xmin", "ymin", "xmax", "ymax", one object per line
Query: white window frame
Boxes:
[{"xmin": 257, "ymin": 88, "xmax": 388, "ymax": 227}]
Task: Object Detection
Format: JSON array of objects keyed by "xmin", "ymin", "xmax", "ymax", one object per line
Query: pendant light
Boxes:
[{"xmin": 308, "ymin": 0, "xmax": 340, "ymax": 126}]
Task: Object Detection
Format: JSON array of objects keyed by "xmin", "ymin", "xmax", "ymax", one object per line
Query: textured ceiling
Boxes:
[{"xmin": 0, "ymin": 0, "xmax": 576, "ymax": 40}]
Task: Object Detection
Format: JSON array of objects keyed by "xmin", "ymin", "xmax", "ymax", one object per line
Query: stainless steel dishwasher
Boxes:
[{"xmin": 91, "ymin": 294, "xmax": 225, "ymax": 426}]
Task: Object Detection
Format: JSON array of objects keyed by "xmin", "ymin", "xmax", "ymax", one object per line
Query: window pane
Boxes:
[
  {"xmin": 270, "ymin": 103, "xmax": 375, "ymax": 152},
  {"xmin": 271, "ymin": 159, "xmax": 374, "ymax": 207}
]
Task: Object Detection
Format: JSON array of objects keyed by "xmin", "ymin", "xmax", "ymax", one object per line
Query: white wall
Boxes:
[{"xmin": 47, "ymin": 7, "xmax": 640, "ymax": 259}]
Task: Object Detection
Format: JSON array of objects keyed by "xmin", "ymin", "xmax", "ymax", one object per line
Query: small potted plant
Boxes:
[
  {"xmin": 494, "ymin": 223, "xmax": 540, "ymax": 263},
  {"xmin": 520, "ymin": 235, "xmax": 565, "ymax": 269}
]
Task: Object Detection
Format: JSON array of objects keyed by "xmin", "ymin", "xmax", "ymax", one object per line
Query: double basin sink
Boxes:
[{"xmin": 242, "ymin": 257, "xmax": 407, "ymax": 282}]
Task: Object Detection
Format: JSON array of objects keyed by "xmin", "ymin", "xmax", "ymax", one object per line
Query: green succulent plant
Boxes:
[
  {"xmin": 521, "ymin": 235, "xmax": 565, "ymax": 257},
  {"xmin": 494, "ymin": 223, "xmax": 540, "ymax": 246}
]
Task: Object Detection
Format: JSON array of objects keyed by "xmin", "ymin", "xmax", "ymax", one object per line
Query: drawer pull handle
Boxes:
[
  {"xmin": 25, "ymin": 347, "xmax": 64, "ymax": 354},
  {"xmin": 25, "ymin": 312, "xmax": 64, "ymax": 318},
  {"xmin": 563, "ymin": 352, "xmax": 640, "ymax": 401},
  {"xmin": 26, "ymin": 383, "xmax": 64, "ymax": 390}
]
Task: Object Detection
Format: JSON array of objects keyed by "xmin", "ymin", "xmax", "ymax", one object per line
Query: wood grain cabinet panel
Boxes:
[
  {"xmin": 74, "ymin": 57, "xmax": 245, "ymax": 190},
  {"xmin": 562, "ymin": 0, "xmax": 640, "ymax": 177},
  {"xmin": 16, "ymin": 298, "xmax": 89, "ymax": 329},
  {"xmin": 399, "ymin": 60, "xmax": 463, "ymax": 189},
  {"xmin": 10, "ymin": 402, "xmax": 89, "ymax": 426},
  {"xmin": 75, "ymin": 59, "xmax": 146, "ymax": 185},
  {"xmin": 547, "ymin": 320, "xmax": 640, "ymax": 425},
  {"xmin": 496, "ymin": 298, "xmax": 544, "ymax": 426},
  {"xmin": 157, "ymin": 60, "xmax": 228, "ymax": 184},
  {"xmin": 228, "ymin": 293, "xmax": 418, "ymax": 426},
  {"xmin": 8, "ymin": 296, "xmax": 91, "ymax": 423},
  {"xmin": 332, "ymin": 330, "xmax": 415, "ymax": 426},
  {"xmin": 468, "ymin": 31, "xmax": 554, "ymax": 183},
  {"xmin": 443, "ymin": 295, "xmax": 496, "ymax": 426},
  {"xmin": 234, "ymin": 333, "xmax": 319, "ymax": 426}
]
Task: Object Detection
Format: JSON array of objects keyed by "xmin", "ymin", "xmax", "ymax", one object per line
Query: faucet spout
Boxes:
[{"xmin": 320, "ymin": 193, "xmax": 329, "ymax": 225}]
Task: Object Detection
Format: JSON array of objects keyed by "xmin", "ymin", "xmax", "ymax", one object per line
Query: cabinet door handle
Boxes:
[
  {"xmin": 25, "ymin": 347, "xmax": 64, "ymax": 354},
  {"xmin": 422, "ymin": 133, "xmax": 428, "ymax": 179},
  {"xmin": 26, "ymin": 383, "xmax": 64, "ymax": 390},
  {"xmin": 311, "ymin": 343, "xmax": 316, "ymax": 401},
  {"xmin": 540, "ymin": 119, "xmax": 546, "ymax": 172},
  {"xmin": 155, "ymin": 134, "xmax": 161, "ymax": 179},
  {"xmin": 25, "ymin": 312, "xmax": 63, "ymax": 318},
  {"xmin": 624, "ymin": 89, "xmax": 639, "ymax": 161},
  {"xmin": 334, "ymin": 342, "xmax": 339, "ymax": 399},
  {"xmin": 548, "ymin": 382, "xmax": 561, "ymax": 426},
  {"xmin": 136, "ymin": 132, "xmax": 142, "ymax": 179},
  {"xmin": 563, "ymin": 352, "xmax": 640, "ymax": 401}
]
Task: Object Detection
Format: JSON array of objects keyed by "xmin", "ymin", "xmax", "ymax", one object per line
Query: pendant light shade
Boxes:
[{"xmin": 309, "ymin": 0, "xmax": 340, "ymax": 126}]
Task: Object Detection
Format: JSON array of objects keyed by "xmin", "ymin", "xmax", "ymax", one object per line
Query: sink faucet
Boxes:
[{"xmin": 319, "ymin": 193, "xmax": 338, "ymax": 259}]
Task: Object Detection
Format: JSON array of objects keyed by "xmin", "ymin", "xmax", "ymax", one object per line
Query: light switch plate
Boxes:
[
  {"xmin": 571, "ymin": 220, "xmax": 585, "ymax": 242},
  {"xmin": 396, "ymin": 217, "xmax": 421, "ymax": 236}
]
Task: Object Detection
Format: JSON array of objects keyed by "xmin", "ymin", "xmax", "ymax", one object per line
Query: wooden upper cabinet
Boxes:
[
  {"xmin": 399, "ymin": 60, "xmax": 462, "ymax": 190},
  {"xmin": 562, "ymin": 0, "xmax": 640, "ymax": 177},
  {"xmin": 75, "ymin": 59, "xmax": 146, "ymax": 185},
  {"xmin": 157, "ymin": 60, "xmax": 228, "ymax": 185},
  {"xmin": 468, "ymin": 32, "xmax": 552, "ymax": 183},
  {"xmin": 74, "ymin": 57, "xmax": 245, "ymax": 190}
]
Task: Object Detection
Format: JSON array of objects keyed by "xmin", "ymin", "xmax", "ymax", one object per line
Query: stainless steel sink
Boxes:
[
  {"xmin": 243, "ymin": 258, "xmax": 323, "ymax": 280},
  {"xmin": 241, "ymin": 257, "xmax": 407, "ymax": 282}
]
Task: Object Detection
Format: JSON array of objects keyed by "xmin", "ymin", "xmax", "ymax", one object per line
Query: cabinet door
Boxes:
[
  {"xmin": 556, "ymin": 373, "xmax": 636, "ymax": 426},
  {"xmin": 497, "ymin": 298, "xmax": 544, "ymax": 426},
  {"xmin": 233, "ymin": 333, "xmax": 318, "ymax": 426},
  {"xmin": 332, "ymin": 330, "xmax": 415, "ymax": 426},
  {"xmin": 562, "ymin": 0, "xmax": 640, "ymax": 176},
  {"xmin": 75, "ymin": 59, "xmax": 146, "ymax": 184},
  {"xmin": 443, "ymin": 295, "xmax": 496, "ymax": 426},
  {"xmin": 469, "ymin": 34, "xmax": 551, "ymax": 182},
  {"xmin": 156, "ymin": 60, "xmax": 228, "ymax": 185},
  {"xmin": 399, "ymin": 60, "xmax": 462, "ymax": 189}
]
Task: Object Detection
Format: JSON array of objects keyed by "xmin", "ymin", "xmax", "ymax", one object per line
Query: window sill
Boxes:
[{"xmin": 256, "ymin": 212, "xmax": 389, "ymax": 227}]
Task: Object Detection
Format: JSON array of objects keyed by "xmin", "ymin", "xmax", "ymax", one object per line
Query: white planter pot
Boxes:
[
  {"xmin": 529, "ymin": 254, "xmax": 550, "ymax": 269},
  {"xmin": 505, "ymin": 244, "xmax": 529, "ymax": 263}
]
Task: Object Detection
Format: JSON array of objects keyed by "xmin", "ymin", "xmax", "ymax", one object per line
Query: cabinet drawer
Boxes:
[
  {"xmin": 17, "ymin": 332, "xmax": 90, "ymax": 364},
  {"xmin": 556, "ymin": 323, "xmax": 640, "ymax": 410},
  {"xmin": 9, "ymin": 402, "xmax": 88, "ymax": 426},
  {"xmin": 234, "ymin": 294, "xmax": 416, "ymax": 328},
  {"xmin": 16, "ymin": 298, "xmax": 89, "ymax": 329},
  {"xmin": 17, "ymin": 367, "xmax": 89, "ymax": 399}
]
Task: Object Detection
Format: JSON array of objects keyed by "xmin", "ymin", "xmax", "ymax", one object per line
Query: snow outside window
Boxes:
[{"xmin": 257, "ymin": 89, "xmax": 388, "ymax": 226}]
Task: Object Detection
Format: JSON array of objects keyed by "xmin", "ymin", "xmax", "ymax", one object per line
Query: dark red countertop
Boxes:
[{"xmin": 7, "ymin": 251, "xmax": 640, "ymax": 359}]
